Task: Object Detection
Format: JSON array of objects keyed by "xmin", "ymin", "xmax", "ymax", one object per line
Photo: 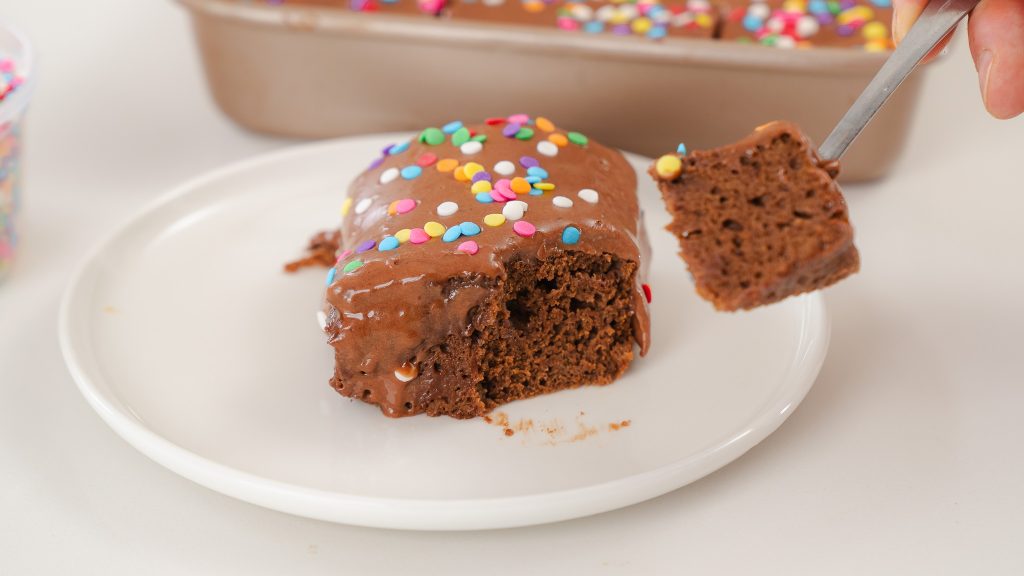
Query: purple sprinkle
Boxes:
[
  {"xmin": 355, "ymin": 240, "xmax": 376, "ymax": 253},
  {"xmin": 840, "ymin": 0, "xmax": 855, "ymax": 8},
  {"xmin": 502, "ymin": 123, "xmax": 522, "ymax": 138},
  {"xmin": 816, "ymin": 13, "xmax": 833, "ymax": 24},
  {"xmin": 369, "ymin": 157, "xmax": 385, "ymax": 170},
  {"xmin": 471, "ymin": 171, "xmax": 492, "ymax": 183},
  {"xmin": 382, "ymin": 143, "xmax": 395, "ymax": 155},
  {"xmin": 519, "ymin": 155, "xmax": 539, "ymax": 168},
  {"xmin": 612, "ymin": 24, "xmax": 631, "ymax": 35},
  {"xmin": 836, "ymin": 23, "xmax": 854, "ymax": 36}
]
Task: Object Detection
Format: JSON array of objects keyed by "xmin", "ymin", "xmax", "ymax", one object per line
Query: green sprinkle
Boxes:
[
  {"xmin": 471, "ymin": 134, "xmax": 488, "ymax": 143},
  {"xmin": 567, "ymin": 131, "xmax": 588, "ymax": 146},
  {"xmin": 419, "ymin": 127, "xmax": 445, "ymax": 146},
  {"xmin": 342, "ymin": 260, "xmax": 364, "ymax": 273},
  {"xmin": 515, "ymin": 128, "xmax": 534, "ymax": 140},
  {"xmin": 451, "ymin": 127, "xmax": 471, "ymax": 147}
]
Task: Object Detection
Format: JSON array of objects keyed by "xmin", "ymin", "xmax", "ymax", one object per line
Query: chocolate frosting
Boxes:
[{"xmin": 324, "ymin": 117, "xmax": 650, "ymax": 416}]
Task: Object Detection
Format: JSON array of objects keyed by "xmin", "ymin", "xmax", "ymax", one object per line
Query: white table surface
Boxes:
[{"xmin": 2, "ymin": 1, "xmax": 1023, "ymax": 574}]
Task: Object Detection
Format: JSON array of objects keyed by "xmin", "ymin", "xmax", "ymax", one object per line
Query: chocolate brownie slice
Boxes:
[{"xmin": 650, "ymin": 121, "xmax": 858, "ymax": 311}]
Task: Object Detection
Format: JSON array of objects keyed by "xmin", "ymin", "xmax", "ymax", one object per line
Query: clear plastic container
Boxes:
[
  {"xmin": 0, "ymin": 25, "xmax": 32, "ymax": 282},
  {"xmin": 177, "ymin": 0, "xmax": 926, "ymax": 182}
]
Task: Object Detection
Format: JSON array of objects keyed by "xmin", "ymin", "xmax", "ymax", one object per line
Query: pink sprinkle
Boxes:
[
  {"xmin": 336, "ymin": 249, "xmax": 353, "ymax": 263},
  {"xmin": 410, "ymin": 228, "xmax": 430, "ymax": 244},
  {"xmin": 457, "ymin": 240, "xmax": 479, "ymax": 255},
  {"xmin": 499, "ymin": 187, "xmax": 517, "ymax": 200},
  {"xmin": 494, "ymin": 178, "xmax": 512, "ymax": 193},
  {"xmin": 395, "ymin": 198, "xmax": 417, "ymax": 214},
  {"xmin": 0, "ymin": 60, "xmax": 13, "ymax": 73},
  {"xmin": 489, "ymin": 190, "xmax": 508, "ymax": 203},
  {"xmin": 508, "ymin": 113, "xmax": 530, "ymax": 125},
  {"xmin": 556, "ymin": 17, "xmax": 578, "ymax": 30},
  {"xmin": 416, "ymin": 153, "xmax": 438, "ymax": 167},
  {"xmin": 513, "ymin": 221, "xmax": 536, "ymax": 238}
]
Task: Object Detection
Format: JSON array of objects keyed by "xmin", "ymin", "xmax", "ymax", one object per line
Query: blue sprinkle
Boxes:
[
  {"xmin": 325, "ymin": 267, "xmax": 337, "ymax": 286},
  {"xmin": 583, "ymin": 21, "xmax": 604, "ymax": 34},
  {"xmin": 442, "ymin": 227, "xmax": 463, "ymax": 243},
  {"xmin": 648, "ymin": 25, "xmax": 667, "ymax": 40},
  {"xmin": 870, "ymin": 0, "xmax": 891, "ymax": 6},
  {"xmin": 676, "ymin": 142, "xmax": 687, "ymax": 155},
  {"xmin": 459, "ymin": 222, "xmax": 481, "ymax": 236},
  {"xmin": 526, "ymin": 166, "xmax": 548, "ymax": 178},
  {"xmin": 475, "ymin": 192, "xmax": 493, "ymax": 203},
  {"xmin": 400, "ymin": 165, "xmax": 422, "ymax": 179},
  {"xmin": 442, "ymin": 120, "xmax": 464, "ymax": 134},
  {"xmin": 743, "ymin": 14, "xmax": 763, "ymax": 32},
  {"xmin": 809, "ymin": 0, "xmax": 828, "ymax": 12},
  {"xmin": 529, "ymin": 189, "xmax": 544, "ymax": 196},
  {"xmin": 525, "ymin": 176, "xmax": 542, "ymax": 184},
  {"xmin": 389, "ymin": 140, "xmax": 410, "ymax": 155},
  {"xmin": 379, "ymin": 236, "xmax": 400, "ymax": 251},
  {"xmin": 561, "ymin": 226, "xmax": 581, "ymax": 245},
  {"xmin": 647, "ymin": 5, "xmax": 665, "ymax": 17}
]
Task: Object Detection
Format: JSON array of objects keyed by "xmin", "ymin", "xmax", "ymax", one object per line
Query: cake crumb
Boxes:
[
  {"xmin": 503, "ymin": 428, "xmax": 514, "ymax": 437},
  {"xmin": 284, "ymin": 230, "xmax": 340, "ymax": 273}
]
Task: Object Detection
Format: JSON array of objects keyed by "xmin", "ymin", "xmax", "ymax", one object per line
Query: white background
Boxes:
[{"xmin": 2, "ymin": 1, "xmax": 1023, "ymax": 573}]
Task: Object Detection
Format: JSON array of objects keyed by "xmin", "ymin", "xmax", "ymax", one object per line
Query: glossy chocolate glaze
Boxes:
[{"xmin": 324, "ymin": 119, "xmax": 650, "ymax": 416}]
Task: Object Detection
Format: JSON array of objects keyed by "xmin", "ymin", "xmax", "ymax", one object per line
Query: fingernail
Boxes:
[
  {"xmin": 978, "ymin": 49, "xmax": 994, "ymax": 111},
  {"xmin": 892, "ymin": 9, "xmax": 902, "ymax": 43}
]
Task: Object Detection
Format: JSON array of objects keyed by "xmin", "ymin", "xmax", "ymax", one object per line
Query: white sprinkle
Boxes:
[
  {"xmin": 316, "ymin": 310, "xmax": 327, "ymax": 330},
  {"xmin": 552, "ymin": 195, "xmax": 574, "ymax": 208},
  {"xmin": 775, "ymin": 35, "xmax": 797, "ymax": 49},
  {"xmin": 460, "ymin": 141, "xmax": 483, "ymax": 155},
  {"xmin": 796, "ymin": 15, "xmax": 819, "ymax": 38},
  {"xmin": 749, "ymin": 2, "xmax": 770, "ymax": 19},
  {"xmin": 379, "ymin": 167, "xmax": 399, "ymax": 184},
  {"xmin": 436, "ymin": 201, "xmax": 459, "ymax": 217},
  {"xmin": 355, "ymin": 198, "xmax": 373, "ymax": 214},
  {"xmin": 578, "ymin": 189, "xmax": 599, "ymax": 204},
  {"xmin": 537, "ymin": 141, "xmax": 559, "ymax": 157},
  {"xmin": 502, "ymin": 201, "xmax": 528, "ymax": 221},
  {"xmin": 766, "ymin": 16, "xmax": 785, "ymax": 34},
  {"xmin": 394, "ymin": 366, "xmax": 418, "ymax": 382},
  {"xmin": 494, "ymin": 160, "xmax": 516, "ymax": 176},
  {"xmin": 596, "ymin": 4, "xmax": 616, "ymax": 21}
]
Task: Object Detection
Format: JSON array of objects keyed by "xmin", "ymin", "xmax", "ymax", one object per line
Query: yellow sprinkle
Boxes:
[
  {"xmin": 864, "ymin": 39, "xmax": 890, "ymax": 52},
  {"xmin": 340, "ymin": 197, "xmax": 353, "ymax": 217},
  {"xmin": 837, "ymin": 6, "xmax": 873, "ymax": 25},
  {"xmin": 631, "ymin": 17, "xmax": 652, "ymax": 34},
  {"xmin": 387, "ymin": 200, "xmax": 399, "ymax": 215},
  {"xmin": 437, "ymin": 158, "xmax": 459, "ymax": 172},
  {"xmin": 610, "ymin": 9, "xmax": 629, "ymax": 24},
  {"xmin": 534, "ymin": 182, "xmax": 555, "ymax": 191},
  {"xmin": 484, "ymin": 213, "xmax": 506, "ymax": 227},
  {"xmin": 655, "ymin": 154, "xmax": 683, "ymax": 180},
  {"xmin": 453, "ymin": 166, "xmax": 470, "ymax": 182},
  {"xmin": 548, "ymin": 133, "xmax": 568, "ymax": 147},
  {"xmin": 782, "ymin": 0, "xmax": 805, "ymax": 12},
  {"xmin": 862, "ymin": 21, "xmax": 887, "ymax": 41},
  {"xmin": 471, "ymin": 180, "xmax": 493, "ymax": 193},
  {"xmin": 463, "ymin": 162, "xmax": 485, "ymax": 177},
  {"xmin": 424, "ymin": 221, "xmax": 446, "ymax": 238},
  {"xmin": 695, "ymin": 12, "xmax": 714, "ymax": 28},
  {"xmin": 536, "ymin": 117, "xmax": 555, "ymax": 132},
  {"xmin": 395, "ymin": 229, "xmax": 411, "ymax": 243},
  {"xmin": 510, "ymin": 177, "xmax": 532, "ymax": 194}
]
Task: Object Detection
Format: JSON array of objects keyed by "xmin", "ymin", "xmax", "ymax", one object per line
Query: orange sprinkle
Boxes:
[
  {"xmin": 548, "ymin": 133, "xmax": 568, "ymax": 147},
  {"xmin": 436, "ymin": 158, "xmax": 459, "ymax": 172},
  {"xmin": 453, "ymin": 166, "xmax": 469, "ymax": 182},
  {"xmin": 510, "ymin": 177, "xmax": 531, "ymax": 194},
  {"xmin": 536, "ymin": 117, "xmax": 555, "ymax": 132}
]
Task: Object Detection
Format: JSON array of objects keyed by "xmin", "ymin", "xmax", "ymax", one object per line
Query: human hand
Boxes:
[{"xmin": 893, "ymin": 0, "xmax": 1024, "ymax": 119}]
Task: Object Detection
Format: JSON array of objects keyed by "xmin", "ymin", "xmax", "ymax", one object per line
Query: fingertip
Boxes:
[{"xmin": 969, "ymin": 0, "xmax": 1024, "ymax": 119}]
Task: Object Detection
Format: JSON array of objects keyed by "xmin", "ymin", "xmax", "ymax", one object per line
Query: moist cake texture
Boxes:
[
  {"xmin": 324, "ymin": 116, "xmax": 651, "ymax": 418},
  {"xmin": 650, "ymin": 121, "xmax": 858, "ymax": 311}
]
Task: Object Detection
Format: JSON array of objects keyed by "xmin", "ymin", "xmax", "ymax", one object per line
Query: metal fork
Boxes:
[{"xmin": 818, "ymin": 0, "xmax": 981, "ymax": 161}]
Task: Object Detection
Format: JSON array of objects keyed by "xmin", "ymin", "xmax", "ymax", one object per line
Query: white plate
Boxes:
[{"xmin": 59, "ymin": 135, "xmax": 829, "ymax": 531}]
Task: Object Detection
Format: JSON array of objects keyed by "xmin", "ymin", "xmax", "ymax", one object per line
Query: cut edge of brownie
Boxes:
[
  {"xmin": 329, "ymin": 249, "xmax": 639, "ymax": 418},
  {"xmin": 650, "ymin": 121, "xmax": 859, "ymax": 311}
]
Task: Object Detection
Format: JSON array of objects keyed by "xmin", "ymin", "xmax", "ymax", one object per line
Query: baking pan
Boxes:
[{"xmin": 178, "ymin": 0, "xmax": 926, "ymax": 181}]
